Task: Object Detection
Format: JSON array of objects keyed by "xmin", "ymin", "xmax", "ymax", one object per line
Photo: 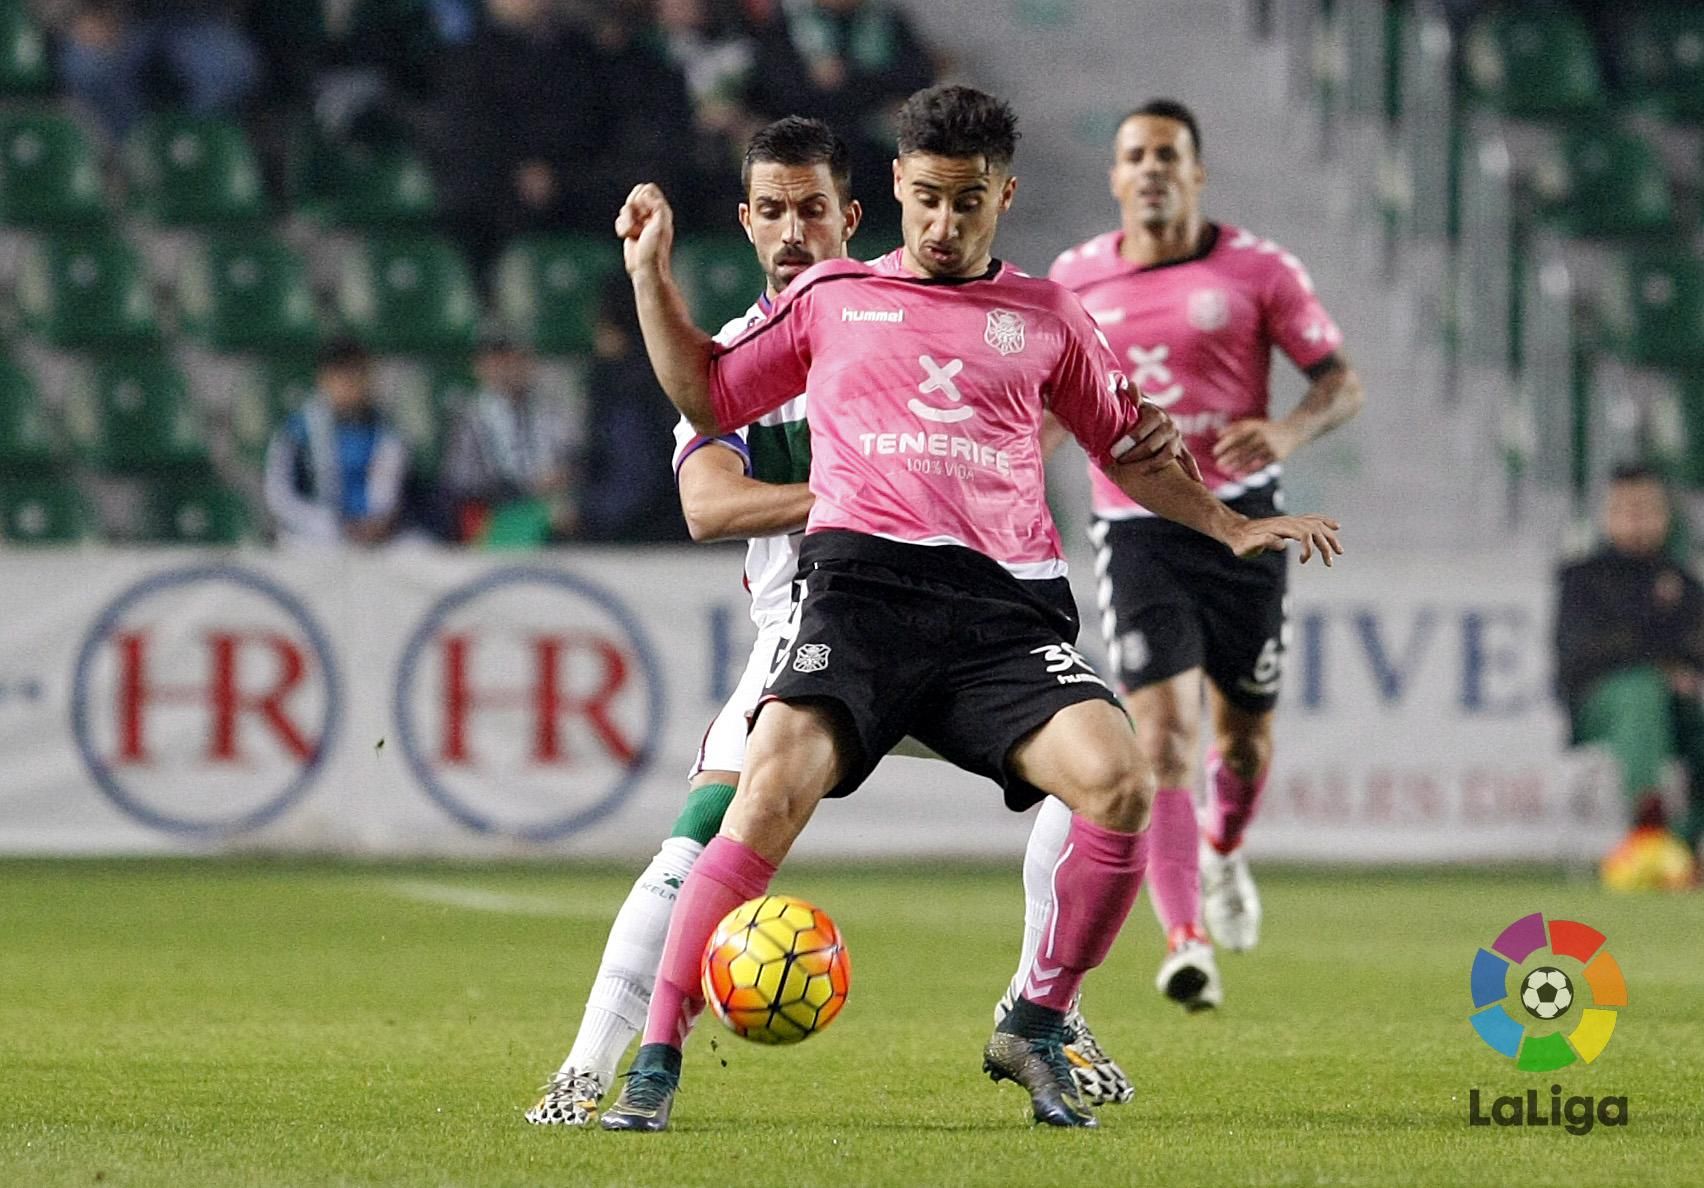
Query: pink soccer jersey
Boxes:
[
  {"xmin": 706, "ymin": 248, "xmax": 1144, "ymax": 578},
  {"xmin": 1049, "ymin": 224, "xmax": 1343, "ymax": 518}
]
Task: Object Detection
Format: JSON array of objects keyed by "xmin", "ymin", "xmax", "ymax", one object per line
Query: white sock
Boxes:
[
  {"xmin": 561, "ymin": 835, "xmax": 704, "ymax": 1082},
  {"xmin": 1008, "ymin": 796, "xmax": 1074, "ymax": 1001}
]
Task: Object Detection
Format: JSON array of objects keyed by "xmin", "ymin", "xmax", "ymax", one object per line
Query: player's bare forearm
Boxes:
[
  {"xmin": 1280, "ymin": 355, "xmax": 1364, "ymax": 447},
  {"xmin": 679, "ymin": 448, "xmax": 813, "ymax": 541},
  {"xmin": 1106, "ymin": 457, "xmax": 1244, "ymax": 547},
  {"xmin": 631, "ymin": 269, "xmax": 719, "ymax": 436}
]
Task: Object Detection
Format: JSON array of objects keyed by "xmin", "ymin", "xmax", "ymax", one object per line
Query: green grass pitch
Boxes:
[{"xmin": 3, "ymin": 859, "xmax": 1700, "ymax": 1187}]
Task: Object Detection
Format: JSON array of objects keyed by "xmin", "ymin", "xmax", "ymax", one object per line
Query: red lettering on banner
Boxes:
[
  {"xmin": 114, "ymin": 630, "xmax": 314, "ymax": 763},
  {"xmin": 439, "ymin": 632, "xmax": 638, "ymax": 766}
]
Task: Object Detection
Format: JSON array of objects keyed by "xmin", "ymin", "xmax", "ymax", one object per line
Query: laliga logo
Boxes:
[
  {"xmin": 393, "ymin": 567, "xmax": 663, "ymax": 841},
  {"xmin": 70, "ymin": 566, "xmax": 340, "ymax": 837}
]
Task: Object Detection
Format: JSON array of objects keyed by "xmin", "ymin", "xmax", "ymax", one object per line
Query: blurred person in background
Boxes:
[
  {"xmin": 441, "ymin": 330, "xmax": 580, "ymax": 545},
  {"xmin": 657, "ymin": 0, "xmax": 763, "ymax": 160},
  {"xmin": 574, "ymin": 272, "xmax": 690, "ymax": 542},
  {"xmin": 43, "ymin": 0, "xmax": 261, "ymax": 140},
  {"xmin": 1557, "ymin": 464, "xmax": 1704, "ymax": 874},
  {"xmin": 263, "ymin": 339, "xmax": 408, "ymax": 549}
]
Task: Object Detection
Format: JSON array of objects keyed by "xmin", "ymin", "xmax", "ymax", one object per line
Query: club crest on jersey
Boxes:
[
  {"xmin": 984, "ymin": 308, "xmax": 1026, "ymax": 356},
  {"xmin": 792, "ymin": 643, "xmax": 831, "ymax": 673},
  {"xmin": 1187, "ymin": 289, "xmax": 1230, "ymax": 332}
]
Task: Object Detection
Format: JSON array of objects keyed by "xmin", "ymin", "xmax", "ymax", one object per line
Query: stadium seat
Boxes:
[
  {"xmin": 295, "ymin": 135, "xmax": 437, "ymax": 228},
  {"xmin": 178, "ymin": 235, "xmax": 319, "ymax": 352},
  {"xmin": 87, "ymin": 353, "xmax": 209, "ymax": 471},
  {"xmin": 228, "ymin": 354, "xmax": 315, "ymax": 467},
  {"xmin": 1462, "ymin": 5, "xmax": 1604, "ymax": 117},
  {"xmin": 0, "ymin": 475, "xmax": 91, "ymax": 543},
  {"xmin": 1618, "ymin": 5, "xmax": 1704, "ymax": 122},
  {"xmin": 143, "ymin": 476, "xmax": 254, "ymax": 544},
  {"xmin": 0, "ymin": 113, "xmax": 105, "ymax": 228},
  {"xmin": 336, "ymin": 235, "xmax": 477, "ymax": 353},
  {"xmin": 0, "ymin": 355, "xmax": 56, "ymax": 472},
  {"xmin": 0, "ymin": 1, "xmax": 51, "ymax": 97},
  {"xmin": 16, "ymin": 233, "xmax": 158, "ymax": 347},
  {"xmin": 1600, "ymin": 250, "xmax": 1704, "ymax": 367},
  {"xmin": 1529, "ymin": 125, "xmax": 1673, "ymax": 238},
  {"xmin": 674, "ymin": 234, "xmax": 767, "ymax": 333},
  {"xmin": 495, "ymin": 235, "xmax": 620, "ymax": 355},
  {"xmin": 126, "ymin": 113, "xmax": 266, "ymax": 226},
  {"xmin": 382, "ymin": 357, "xmax": 476, "ymax": 476}
]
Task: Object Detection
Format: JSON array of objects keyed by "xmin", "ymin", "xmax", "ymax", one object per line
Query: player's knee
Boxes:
[
  {"xmin": 1067, "ymin": 749, "xmax": 1154, "ymax": 833},
  {"xmin": 1219, "ymin": 721, "xmax": 1272, "ymax": 780},
  {"xmin": 1135, "ymin": 714, "xmax": 1194, "ymax": 788}
]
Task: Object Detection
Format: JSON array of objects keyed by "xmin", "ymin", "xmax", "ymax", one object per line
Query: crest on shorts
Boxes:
[
  {"xmin": 1187, "ymin": 288, "xmax": 1230, "ymax": 332},
  {"xmin": 793, "ymin": 643, "xmax": 831, "ymax": 673},
  {"xmin": 984, "ymin": 308, "xmax": 1026, "ymax": 356}
]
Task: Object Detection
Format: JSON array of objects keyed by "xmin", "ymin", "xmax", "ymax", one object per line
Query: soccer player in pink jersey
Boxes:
[
  {"xmin": 602, "ymin": 85, "xmax": 1342, "ymax": 1131},
  {"xmin": 1013, "ymin": 100, "xmax": 1366, "ymax": 1015}
]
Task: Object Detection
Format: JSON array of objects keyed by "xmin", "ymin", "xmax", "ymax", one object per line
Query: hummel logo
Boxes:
[{"xmin": 841, "ymin": 308, "xmax": 904, "ymax": 323}]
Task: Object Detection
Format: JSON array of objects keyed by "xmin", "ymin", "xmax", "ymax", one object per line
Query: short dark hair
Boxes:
[
  {"xmin": 316, "ymin": 337, "xmax": 370, "ymax": 372},
  {"xmin": 1121, "ymin": 98, "xmax": 1204, "ymax": 160},
  {"xmin": 1610, "ymin": 463, "xmax": 1664, "ymax": 486},
  {"xmin": 743, "ymin": 116, "xmax": 852, "ymax": 202},
  {"xmin": 896, "ymin": 85, "xmax": 1019, "ymax": 171}
]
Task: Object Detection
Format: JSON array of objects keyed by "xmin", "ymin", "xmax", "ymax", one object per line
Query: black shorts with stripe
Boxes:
[
  {"xmin": 1092, "ymin": 485, "xmax": 1288, "ymax": 713},
  {"xmin": 759, "ymin": 529, "xmax": 1121, "ymax": 811}
]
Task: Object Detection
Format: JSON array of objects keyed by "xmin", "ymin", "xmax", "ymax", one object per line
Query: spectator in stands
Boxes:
[
  {"xmin": 657, "ymin": 0, "xmax": 761, "ymax": 150},
  {"xmin": 44, "ymin": 0, "xmax": 261, "ymax": 141},
  {"xmin": 442, "ymin": 329, "xmax": 580, "ymax": 546},
  {"xmin": 1556, "ymin": 464, "xmax": 1704, "ymax": 857},
  {"xmin": 575, "ymin": 273, "xmax": 689, "ymax": 543},
  {"xmin": 263, "ymin": 339, "xmax": 408, "ymax": 549}
]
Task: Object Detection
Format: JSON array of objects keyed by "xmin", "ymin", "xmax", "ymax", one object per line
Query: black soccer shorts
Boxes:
[
  {"xmin": 1091, "ymin": 485, "xmax": 1289, "ymax": 713},
  {"xmin": 756, "ymin": 530, "xmax": 1123, "ymax": 810}
]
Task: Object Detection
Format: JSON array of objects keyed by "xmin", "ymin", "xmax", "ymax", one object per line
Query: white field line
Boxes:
[{"xmin": 381, "ymin": 878, "xmax": 592, "ymax": 918}]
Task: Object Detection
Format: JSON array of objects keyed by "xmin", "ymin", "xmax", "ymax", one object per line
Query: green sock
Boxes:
[{"xmin": 669, "ymin": 782, "xmax": 737, "ymax": 845}]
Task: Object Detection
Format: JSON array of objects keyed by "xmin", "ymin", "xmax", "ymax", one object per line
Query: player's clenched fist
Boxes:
[
  {"xmin": 1225, "ymin": 515, "xmax": 1342, "ymax": 566},
  {"xmin": 615, "ymin": 183, "xmax": 675, "ymax": 276}
]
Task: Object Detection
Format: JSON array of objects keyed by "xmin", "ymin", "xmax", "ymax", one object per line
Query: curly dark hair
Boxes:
[
  {"xmin": 896, "ymin": 85, "xmax": 1020, "ymax": 170},
  {"xmin": 742, "ymin": 116, "xmax": 852, "ymax": 202}
]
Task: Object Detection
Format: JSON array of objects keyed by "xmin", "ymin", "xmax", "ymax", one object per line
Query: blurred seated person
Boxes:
[
  {"xmin": 1557, "ymin": 465, "xmax": 1704, "ymax": 856},
  {"xmin": 442, "ymin": 330, "xmax": 580, "ymax": 546},
  {"xmin": 264, "ymin": 339, "xmax": 408, "ymax": 549},
  {"xmin": 576, "ymin": 274, "xmax": 690, "ymax": 543},
  {"xmin": 657, "ymin": 0, "xmax": 761, "ymax": 147},
  {"xmin": 45, "ymin": 0, "xmax": 261, "ymax": 140}
]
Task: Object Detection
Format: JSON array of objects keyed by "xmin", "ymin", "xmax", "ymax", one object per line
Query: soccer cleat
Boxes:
[
  {"xmin": 1155, "ymin": 923, "xmax": 1223, "ymax": 1012},
  {"xmin": 524, "ymin": 1067, "xmax": 606, "ymax": 1126},
  {"xmin": 599, "ymin": 1053, "xmax": 680, "ymax": 1133},
  {"xmin": 995, "ymin": 987, "xmax": 1132, "ymax": 1105},
  {"xmin": 1201, "ymin": 840, "xmax": 1262, "ymax": 951},
  {"xmin": 983, "ymin": 1030, "xmax": 1098, "ymax": 1128}
]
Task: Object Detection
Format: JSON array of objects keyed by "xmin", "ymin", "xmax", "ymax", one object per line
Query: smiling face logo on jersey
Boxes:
[
  {"xmin": 984, "ymin": 308, "xmax": 1026, "ymax": 356},
  {"xmin": 909, "ymin": 355, "xmax": 973, "ymax": 423}
]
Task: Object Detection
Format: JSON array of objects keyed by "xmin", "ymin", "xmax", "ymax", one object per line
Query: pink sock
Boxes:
[
  {"xmin": 1146, "ymin": 787, "xmax": 1201, "ymax": 934},
  {"xmin": 641, "ymin": 835, "xmax": 776, "ymax": 1049},
  {"xmin": 1205, "ymin": 750, "xmax": 1267, "ymax": 854},
  {"xmin": 1025, "ymin": 816, "xmax": 1147, "ymax": 1010}
]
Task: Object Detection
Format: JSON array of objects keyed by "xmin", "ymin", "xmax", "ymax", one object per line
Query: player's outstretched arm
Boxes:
[
  {"xmin": 1107, "ymin": 457, "xmax": 1343, "ymax": 565},
  {"xmin": 1214, "ymin": 353, "xmax": 1365, "ymax": 477},
  {"xmin": 678, "ymin": 445, "xmax": 813, "ymax": 542},
  {"xmin": 616, "ymin": 183, "xmax": 719, "ymax": 436}
]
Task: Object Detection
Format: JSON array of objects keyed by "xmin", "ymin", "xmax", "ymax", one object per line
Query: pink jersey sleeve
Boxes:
[
  {"xmin": 1262, "ymin": 249, "xmax": 1343, "ymax": 371},
  {"xmin": 1046, "ymin": 298, "xmax": 1144, "ymax": 469},
  {"xmin": 707, "ymin": 284, "xmax": 814, "ymax": 432}
]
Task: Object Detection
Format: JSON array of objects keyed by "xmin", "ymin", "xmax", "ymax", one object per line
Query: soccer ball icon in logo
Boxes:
[
  {"xmin": 702, "ymin": 895, "xmax": 850, "ymax": 1044},
  {"xmin": 1468, "ymin": 913, "xmax": 1627, "ymax": 1071}
]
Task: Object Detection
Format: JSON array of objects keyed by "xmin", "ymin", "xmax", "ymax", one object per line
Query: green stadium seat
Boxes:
[
  {"xmin": 674, "ymin": 234, "xmax": 766, "ymax": 333},
  {"xmin": 0, "ymin": 113, "xmax": 105, "ymax": 228},
  {"xmin": 143, "ymin": 476, "xmax": 254, "ymax": 544},
  {"xmin": 337, "ymin": 235, "xmax": 477, "ymax": 353},
  {"xmin": 0, "ymin": 1, "xmax": 51, "ymax": 97},
  {"xmin": 126, "ymin": 113, "xmax": 266, "ymax": 226},
  {"xmin": 384, "ymin": 357, "xmax": 476, "ymax": 476},
  {"xmin": 228, "ymin": 354, "xmax": 314, "ymax": 467},
  {"xmin": 295, "ymin": 133, "xmax": 437, "ymax": 228},
  {"xmin": 178, "ymin": 235, "xmax": 318, "ymax": 352},
  {"xmin": 1463, "ymin": 5, "xmax": 1604, "ymax": 117},
  {"xmin": 88, "ymin": 353, "xmax": 209, "ymax": 471},
  {"xmin": 17, "ymin": 233, "xmax": 158, "ymax": 348},
  {"xmin": 1600, "ymin": 251, "xmax": 1704, "ymax": 367},
  {"xmin": 0, "ymin": 475, "xmax": 91, "ymax": 543},
  {"xmin": 1530, "ymin": 125, "xmax": 1673, "ymax": 238},
  {"xmin": 1619, "ymin": 5, "xmax": 1704, "ymax": 122},
  {"xmin": 495, "ymin": 235, "xmax": 620, "ymax": 355},
  {"xmin": 0, "ymin": 356, "xmax": 56, "ymax": 472}
]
